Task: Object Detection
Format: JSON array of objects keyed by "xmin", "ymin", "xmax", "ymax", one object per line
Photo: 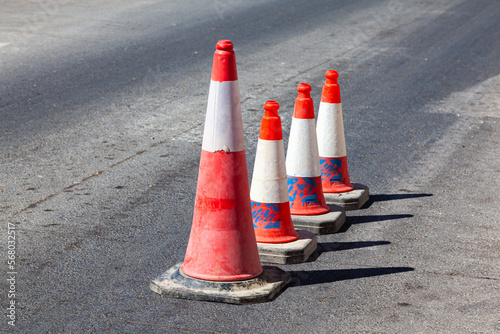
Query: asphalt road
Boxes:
[{"xmin": 1, "ymin": 0, "xmax": 499, "ymax": 333}]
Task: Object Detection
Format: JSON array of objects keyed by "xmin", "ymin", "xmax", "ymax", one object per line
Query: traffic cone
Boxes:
[
  {"xmin": 286, "ymin": 83, "xmax": 346, "ymax": 235},
  {"xmin": 316, "ymin": 70, "xmax": 369, "ymax": 210},
  {"xmin": 150, "ymin": 40, "xmax": 290, "ymax": 304},
  {"xmin": 250, "ymin": 100, "xmax": 317, "ymax": 264}
]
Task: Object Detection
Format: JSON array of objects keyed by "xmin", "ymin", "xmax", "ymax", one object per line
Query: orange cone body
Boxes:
[
  {"xmin": 181, "ymin": 40, "xmax": 262, "ymax": 281},
  {"xmin": 250, "ymin": 101, "xmax": 299, "ymax": 243},
  {"xmin": 286, "ymin": 83, "xmax": 329, "ymax": 215},
  {"xmin": 316, "ymin": 70, "xmax": 354, "ymax": 193}
]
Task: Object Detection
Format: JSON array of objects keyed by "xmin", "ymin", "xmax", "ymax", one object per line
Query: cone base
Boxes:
[
  {"xmin": 291, "ymin": 204, "xmax": 346, "ymax": 235},
  {"xmin": 257, "ymin": 230, "xmax": 317, "ymax": 264},
  {"xmin": 151, "ymin": 263, "xmax": 291, "ymax": 305},
  {"xmin": 323, "ymin": 183, "xmax": 369, "ymax": 210}
]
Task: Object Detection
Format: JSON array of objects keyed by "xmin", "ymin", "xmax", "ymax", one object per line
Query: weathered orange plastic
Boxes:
[
  {"xmin": 181, "ymin": 40, "xmax": 262, "ymax": 281},
  {"xmin": 182, "ymin": 150, "xmax": 263, "ymax": 281}
]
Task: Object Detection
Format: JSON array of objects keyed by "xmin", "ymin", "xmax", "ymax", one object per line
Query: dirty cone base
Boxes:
[
  {"xmin": 257, "ymin": 230, "xmax": 317, "ymax": 264},
  {"xmin": 323, "ymin": 183, "xmax": 370, "ymax": 210},
  {"xmin": 151, "ymin": 263, "xmax": 291, "ymax": 304},
  {"xmin": 291, "ymin": 204, "xmax": 346, "ymax": 235}
]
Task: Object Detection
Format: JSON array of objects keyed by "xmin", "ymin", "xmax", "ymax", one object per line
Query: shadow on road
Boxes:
[
  {"xmin": 307, "ymin": 241, "xmax": 391, "ymax": 262},
  {"xmin": 337, "ymin": 214, "xmax": 413, "ymax": 233},
  {"xmin": 289, "ymin": 267, "xmax": 415, "ymax": 287},
  {"xmin": 362, "ymin": 193, "xmax": 433, "ymax": 209}
]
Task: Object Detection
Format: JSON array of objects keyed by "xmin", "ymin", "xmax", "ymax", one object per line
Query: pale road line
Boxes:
[
  {"xmin": 392, "ymin": 75, "xmax": 500, "ymax": 195},
  {"xmin": 428, "ymin": 74, "xmax": 500, "ymax": 118},
  {"xmin": 0, "ymin": 43, "xmax": 10, "ymax": 49},
  {"xmin": 0, "ymin": 118, "xmax": 205, "ymax": 222}
]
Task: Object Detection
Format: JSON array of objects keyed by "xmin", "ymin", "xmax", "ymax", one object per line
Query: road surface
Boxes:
[{"xmin": 1, "ymin": 0, "xmax": 499, "ymax": 332}]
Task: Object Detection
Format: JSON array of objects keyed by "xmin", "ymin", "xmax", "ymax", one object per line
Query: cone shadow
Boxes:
[
  {"xmin": 338, "ymin": 214, "xmax": 413, "ymax": 233},
  {"xmin": 362, "ymin": 193, "xmax": 433, "ymax": 209},
  {"xmin": 320, "ymin": 240, "xmax": 391, "ymax": 252},
  {"xmin": 289, "ymin": 267, "xmax": 414, "ymax": 287},
  {"xmin": 307, "ymin": 240, "xmax": 391, "ymax": 262}
]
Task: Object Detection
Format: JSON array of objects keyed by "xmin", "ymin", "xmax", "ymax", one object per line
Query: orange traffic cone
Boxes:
[
  {"xmin": 316, "ymin": 70, "xmax": 369, "ymax": 210},
  {"xmin": 286, "ymin": 83, "xmax": 346, "ymax": 234},
  {"xmin": 150, "ymin": 40, "xmax": 290, "ymax": 304},
  {"xmin": 250, "ymin": 100, "xmax": 317, "ymax": 264}
]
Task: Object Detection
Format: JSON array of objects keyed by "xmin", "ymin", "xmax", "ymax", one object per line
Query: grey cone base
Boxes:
[
  {"xmin": 291, "ymin": 204, "xmax": 346, "ymax": 235},
  {"xmin": 257, "ymin": 230, "xmax": 317, "ymax": 264},
  {"xmin": 150, "ymin": 263, "xmax": 291, "ymax": 304},
  {"xmin": 323, "ymin": 183, "xmax": 370, "ymax": 210}
]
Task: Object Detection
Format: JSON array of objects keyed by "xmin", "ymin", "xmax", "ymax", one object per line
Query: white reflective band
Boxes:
[
  {"xmin": 316, "ymin": 102, "xmax": 347, "ymax": 157},
  {"xmin": 250, "ymin": 139, "xmax": 289, "ymax": 203},
  {"xmin": 202, "ymin": 80, "xmax": 245, "ymax": 153},
  {"xmin": 286, "ymin": 118, "xmax": 321, "ymax": 177}
]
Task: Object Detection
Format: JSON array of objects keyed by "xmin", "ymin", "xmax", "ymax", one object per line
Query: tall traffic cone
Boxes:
[
  {"xmin": 286, "ymin": 83, "xmax": 346, "ymax": 235},
  {"xmin": 250, "ymin": 100, "xmax": 317, "ymax": 264},
  {"xmin": 150, "ymin": 40, "xmax": 290, "ymax": 304},
  {"xmin": 316, "ymin": 70, "xmax": 369, "ymax": 210}
]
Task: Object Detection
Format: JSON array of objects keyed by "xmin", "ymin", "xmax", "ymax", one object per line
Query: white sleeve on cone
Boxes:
[
  {"xmin": 316, "ymin": 102, "xmax": 347, "ymax": 157},
  {"xmin": 202, "ymin": 80, "xmax": 245, "ymax": 153},
  {"xmin": 286, "ymin": 118, "xmax": 321, "ymax": 177},
  {"xmin": 250, "ymin": 139, "xmax": 289, "ymax": 203}
]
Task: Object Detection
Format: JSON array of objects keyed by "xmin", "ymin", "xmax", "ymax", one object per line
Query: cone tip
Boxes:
[
  {"xmin": 325, "ymin": 70, "xmax": 339, "ymax": 83},
  {"xmin": 264, "ymin": 100, "xmax": 279, "ymax": 111},
  {"xmin": 294, "ymin": 83, "xmax": 314, "ymax": 118},
  {"xmin": 260, "ymin": 101, "xmax": 282, "ymax": 139},
  {"xmin": 297, "ymin": 83, "xmax": 312, "ymax": 97},
  {"xmin": 216, "ymin": 40, "xmax": 234, "ymax": 51}
]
